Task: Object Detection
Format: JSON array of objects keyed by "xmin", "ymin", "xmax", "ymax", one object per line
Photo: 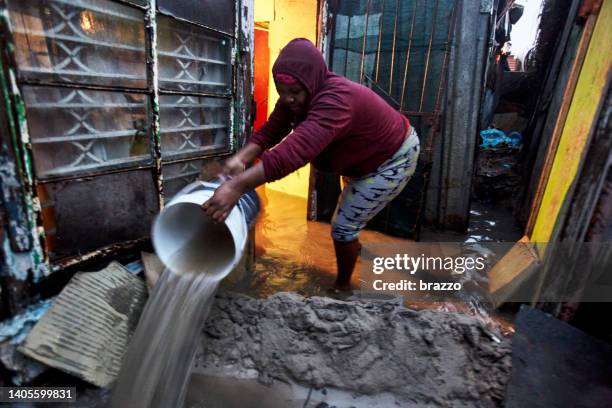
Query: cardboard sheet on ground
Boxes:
[{"xmin": 18, "ymin": 261, "xmax": 147, "ymax": 387}]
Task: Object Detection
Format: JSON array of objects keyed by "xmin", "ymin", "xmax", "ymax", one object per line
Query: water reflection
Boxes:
[
  {"xmin": 238, "ymin": 188, "xmax": 516, "ymax": 334},
  {"xmin": 247, "ymin": 188, "xmax": 408, "ymax": 296}
]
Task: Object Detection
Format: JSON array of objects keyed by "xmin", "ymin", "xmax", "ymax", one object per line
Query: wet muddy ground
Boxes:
[
  {"xmin": 189, "ymin": 291, "xmax": 512, "ymax": 408},
  {"xmin": 182, "ymin": 189, "xmax": 519, "ymax": 407},
  {"xmin": 17, "ymin": 188, "xmax": 521, "ymax": 407}
]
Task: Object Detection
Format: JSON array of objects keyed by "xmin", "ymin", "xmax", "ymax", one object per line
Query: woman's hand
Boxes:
[
  {"xmin": 202, "ymin": 181, "xmax": 242, "ymax": 222},
  {"xmin": 203, "ymin": 163, "xmax": 266, "ymax": 222},
  {"xmin": 221, "ymin": 156, "xmax": 246, "ymax": 178}
]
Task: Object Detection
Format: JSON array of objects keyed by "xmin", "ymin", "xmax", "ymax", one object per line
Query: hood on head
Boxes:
[{"xmin": 272, "ymin": 38, "xmax": 328, "ymax": 98}]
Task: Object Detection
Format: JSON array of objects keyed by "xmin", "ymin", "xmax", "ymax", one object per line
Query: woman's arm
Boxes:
[
  {"xmin": 222, "ymin": 142, "xmax": 263, "ymax": 176},
  {"xmin": 235, "ymin": 142, "xmax": 263, "ymax": 164},
  {"xmin": 222, "ymin": 101, "xmax": 292, "ymax": 177},
  {"xmin": 249, "ymin": 100, "xmax": 294, "ymax": 150}
]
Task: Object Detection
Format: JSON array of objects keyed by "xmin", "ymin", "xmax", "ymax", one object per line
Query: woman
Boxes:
[{"xmin": 203, "ymin": 38, "xmax": 419, "ymax": 292}]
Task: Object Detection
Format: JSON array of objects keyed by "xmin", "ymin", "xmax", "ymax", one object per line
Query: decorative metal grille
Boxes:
[
  {"xmin": 3, "ymin": 0, "xmax": 237, "ymax": 263},
  {"xmin": 161, "ymin": 159, "xmax": 204, "ymax": 199},
  {"xmin": 7, "ymin": 0, "xmax": 147, "ymax": 88},
  {"xmin": 159, "ymin": 94, "xmax": 230, "ymax": 161},
  {"xmin": 158, "ymin": 0, "xmax": 235, "ymax": 35},
  {"xmin": 162, "ymin": 157, "xmax": 227, "ymax": 199},
  {"xmin": 157, "ymin": 15, "xmax": 232, "ymax": 94},
  {"xmin": 6, "ymin": 0, "xmax": 235, "ymax": 181},
  {"xmin": 22, "ymin": 86, "xmax": 150, "ymax": 178}
]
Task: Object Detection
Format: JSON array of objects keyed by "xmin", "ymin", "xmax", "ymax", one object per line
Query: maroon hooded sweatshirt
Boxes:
[{"xmin": 250, "ymin": 38, "xmax": 410, "ymax": 182}]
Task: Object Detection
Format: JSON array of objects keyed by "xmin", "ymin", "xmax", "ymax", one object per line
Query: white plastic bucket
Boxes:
[{"xmin": 152, "ymin": 181, "xmax": 260, "ymax": 280}]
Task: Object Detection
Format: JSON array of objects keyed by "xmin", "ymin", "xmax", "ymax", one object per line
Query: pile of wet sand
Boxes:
[{"xmin": 197, "ymin": 291, "xmax": 512, "ymax": 407}]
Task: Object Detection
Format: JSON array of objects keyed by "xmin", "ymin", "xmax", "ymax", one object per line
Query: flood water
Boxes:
[
  {"xmin": 241, "ymin": 187, "xmax": 416, "ymax": 296},
  {"xmin": 107, "ymin": 186, "xmax": 518, "ymax": 408},
  {"xmin": 235, "ymin": 187, "xmax": 519, "ymax": 334}
]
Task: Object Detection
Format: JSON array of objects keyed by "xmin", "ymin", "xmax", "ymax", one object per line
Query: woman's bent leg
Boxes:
[
  {"xmin": 330, "ymin": 128, "xmax": 420, "ymax": 289},
  {"xmin": 333, "ymin": 239, "xmax": 361, "ymax": 290}
]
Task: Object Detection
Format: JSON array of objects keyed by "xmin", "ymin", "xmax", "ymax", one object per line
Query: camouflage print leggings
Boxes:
[{"xmin": 331, "ymin": 126, "xmax": 420, "ymax": 242}]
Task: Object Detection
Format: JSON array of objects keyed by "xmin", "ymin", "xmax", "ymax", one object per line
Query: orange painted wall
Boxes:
[{"xmin": 254, "ymin": 28, "xmax": 270, "ymax": 131}]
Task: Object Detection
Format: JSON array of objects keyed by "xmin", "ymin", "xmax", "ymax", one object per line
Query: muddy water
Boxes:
[
  {"xmin": 240, "ymin": 187, "xmax": 516, "ymax": 333},
  {"xmin": 246, "ymin": 187, "xmax": 412, "ymax": 296},
  {"xmin": 111, "ymin": 270, "xmax": 218, "ymax": 408}
]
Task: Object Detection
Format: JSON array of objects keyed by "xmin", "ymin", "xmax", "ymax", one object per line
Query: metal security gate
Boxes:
[
  {"xmin": 312, "ymin": 0, "xmax": 458, "ymax": 239},
  {"xmin": 330, "ymin": 0, "xmax": 456, "ymax": 115},
  {"xmin": 0, "ymin": 0, "xmax": 253, "ymax": 314}
]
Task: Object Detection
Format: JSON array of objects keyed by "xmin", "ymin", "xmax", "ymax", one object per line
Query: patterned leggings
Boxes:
[{"xmin": 331, "ymin": 126, "xmax": 420, "ymax": 242}]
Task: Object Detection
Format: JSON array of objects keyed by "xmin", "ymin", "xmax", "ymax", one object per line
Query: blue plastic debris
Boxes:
[
  {"xmin": 124, "ymin": 259, "xmax": 144, "ymax": 275},
  {"xmin": 0, "ymin": 299, "xmax": 53, "ymax": 345},
  {"xmin": 0, "ymin": 299, "xmax": 54, "ymax": 385},
  {"xmin": 480, "ymin": 129, "xmax": 523, "ymax": 148},
  {"xmin": 480, "ymin": 129, "xmax": 506, "ymax": 148},
  {"xmin": 507, "ymin": 131, "xmax": 523, "ymax": 146}
]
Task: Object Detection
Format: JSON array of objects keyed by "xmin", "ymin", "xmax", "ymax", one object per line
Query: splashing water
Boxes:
[{"xmin": 111, "ymin": 269, "xmax": 219, "ymax": 408}]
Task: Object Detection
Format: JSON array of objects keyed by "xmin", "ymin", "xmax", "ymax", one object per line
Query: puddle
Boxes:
[{"xmin": 239, "ymin": 187, "xmax": 412, "ymax": 298}]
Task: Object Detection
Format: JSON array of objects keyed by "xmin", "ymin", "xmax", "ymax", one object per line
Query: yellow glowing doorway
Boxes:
[{"xmin": 254, "ymin": 0, "xmax": 318, "ymax": 200}]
